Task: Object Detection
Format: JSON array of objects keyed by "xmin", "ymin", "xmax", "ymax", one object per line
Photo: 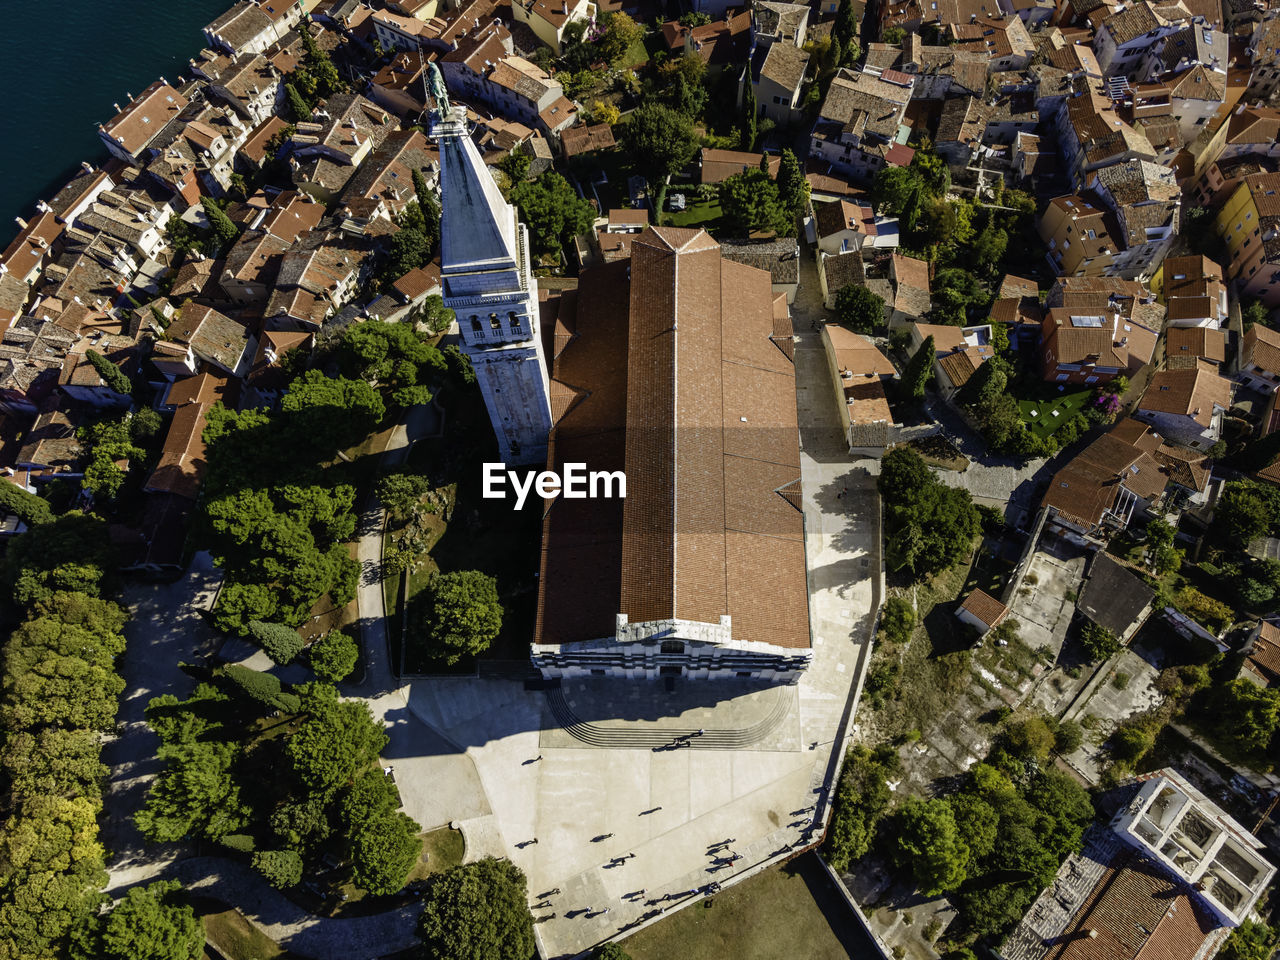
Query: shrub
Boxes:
[
  {"xmin": 253, "ymin": 849, "xmax": 304, "ymax": 889},
  {"xmin": 879, "ymin": 597, "xmax": 915, "ymax": 645},
  {"xmin": 221, "ymin": 833, "xmax": 256, "ymax": 853},
  {"xmin": 310, "ymin": 630, "xmax": 359, "ymax": 682},
  {"xmin": 248, "ymin": 620, "xmax": 305, "ymax": 664},
  {"xmin": 221, "ymin": 664, "xmax": 296, "ymax": 712},
  {"xmin": 1078, "ymin": 621, "xmax": 1120, "ymax": 662}
]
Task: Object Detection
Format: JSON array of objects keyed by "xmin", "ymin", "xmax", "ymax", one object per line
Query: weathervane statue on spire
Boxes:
[{"xmin": 426, "ymin": 61, "xmax": 450, "ymax": 117}]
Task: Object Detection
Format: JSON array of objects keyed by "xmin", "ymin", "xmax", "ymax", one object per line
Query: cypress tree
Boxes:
[
  {"xmin": 285, "ymin": 82, "xmax": 311, "ymax": 122},
  {"xmin": 742, "ymin": 79, "xmax": 758, "ymax": 151},
  {"xmin": 903, "ymin": 336, "xmax": 935, "ymax": 402}
]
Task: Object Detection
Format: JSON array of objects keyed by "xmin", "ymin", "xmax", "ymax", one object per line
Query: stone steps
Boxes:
[{"xmin": 544, "ymin": 685, "xmax": 792, "ymax": 750}]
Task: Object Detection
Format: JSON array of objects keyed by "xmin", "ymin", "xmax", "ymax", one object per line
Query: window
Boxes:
[
  {"xmin": 1056, "ymin": 373, "xmax": 1069, "ymax": 381},
  {"xmin": 489, "ymin": 312, "xmax": 501, "ymax": 330},
  {"xmin": 590, "ymin": 668, "xmax": 606, "ymax": 676},
  {"xmin": 508, "ymin": 311, "xmax": 520, "ymax": 331},
  {"xmin": 470, "ymin": 317, "xmax": 482, "ymax": 334},
  {"xmin": 660, "ymin": 640, "xmax": 684, "ymax": 654}
]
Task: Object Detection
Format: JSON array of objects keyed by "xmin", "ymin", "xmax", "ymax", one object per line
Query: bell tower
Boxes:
[{"xmin": 431, "ymin": 105, "xmax": 552, "ymax": 465}]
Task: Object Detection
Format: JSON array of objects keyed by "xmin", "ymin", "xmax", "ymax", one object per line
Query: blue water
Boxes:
[{"xmin": 0, "ymin": 0, "xmax": 235, "ymax": 249}]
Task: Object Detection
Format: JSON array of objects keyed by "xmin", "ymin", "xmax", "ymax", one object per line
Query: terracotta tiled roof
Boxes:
[
  {"xmin": 959, "ymin": 588, "xmax": 1008, "ymax": 629},
  {"xmin": 560, "ymin": 123, "xmax": 615, "ymax": 158},
  {"xmin": 1042, "ymin": 853, "xmax": 1221, "ymax": 960},
  {"xmin": 1244, "ymin": 324, "xmax": 1280, "ymax": 376},
  {"xmin": 536, "ymin": 228, "xmax": 808, "ymax": 652},
  {"xmin": 1043, "ymin": 418, "xmax": 1171, "ymax": 529},
  {"xmin": 700, "ymin": 148, "xmax": 780, "ymax": 185},
  {"xmin": 101, "ymin": 81, "xmax": 189, "ymax": 156},
  {"xmin": 1165, "ymin": 326, "xmax": 1225, "ymax": 364},
  {"xmin": 1247, "ymin": 621, "xmax": 1280, "ymax": 684},
  {"xmin": 1139, "ymin": 368, "xmax": 1232, "ymax": 427}
]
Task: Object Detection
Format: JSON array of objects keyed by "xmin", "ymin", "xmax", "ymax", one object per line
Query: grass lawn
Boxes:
[
  {"xmin": 1015, "ymin": 385, "xmax": 1091, "ymax": 440},
  {"xmin": 620, "ymin": 856, "xmax": 866, "ymax": 960},
  {"xmin": 196, "ymin": 899, "xmax": 297, "ymax": 960},
  {"xmin": 407, "ymin": 825, "xmax": 466, "ymax": 881},
  {"xmin": 619, "ymin": 36, "xmax": 650, "ymax": 69},
  {"xmin": 665, "ymin": 198, "xmax": 725, "ymax": 231}
]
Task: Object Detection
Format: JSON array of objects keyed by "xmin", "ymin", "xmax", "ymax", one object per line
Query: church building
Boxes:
[{"xmin": 434, "ymin": 107, "xmax": 811, "ymax": 682}]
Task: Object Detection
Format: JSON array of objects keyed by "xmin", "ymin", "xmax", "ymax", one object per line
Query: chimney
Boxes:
[
  {"xmin": 13, "ymin": 216, "xmax": 27, "ymax": 230},
  {"xmin": 80, "ymin": 160, "xmax": 94, "ymax": 173},
  {"xmin": 113, "ymin": 103, "xmax": 122, "ymax": 113}
]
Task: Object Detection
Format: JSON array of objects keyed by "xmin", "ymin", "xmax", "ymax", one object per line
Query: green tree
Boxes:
[
  {"xmin": 1078, "ymin": 621, "xmax": 1120, "ymax": 661},
  {"xmin": 286, "ymin": 685, "xmax": 388, "ymax": 796},
  {"xmin": 510, "ymin": 172, "xmax": 596, "ymax": 253},
  {"xmin": 1220, "ymin": 919, "xmax": 1277, "ymax": 960},
  {"xmin": 832, "ymin": 0, "xmax": 859, "ymax": 65},
  {"xmin": 1242, "ymin": 300, "xmax": 1271, "ymax": 331},
  {"xmin": 421, "ymin": 294, "xmax": 454, "ymax": 334},
  {"xmin": 417, "ymin": 858, "xmax": 535, "ymax": 960},
  {"xmin": 892, "ymin": 797, "xmax": 969, "ymax": 895},
  {"xmin": 1216, "ymin": 480, "xmax": 1280, "ymax": 545},
  {"xmin": 834, "ymin": 284, "xmax": 885, "ymax": 334},
  {"xmin": 379, "ymin": 228, "xmax": 432, "ymax": 289},
  {"xmin": 135, "ymin": 740, "xmax": 251, "ymax": 842},
  {"xmin": 879, "ymin": 447, "xmax": 980, "ymax": 578},
  {"xmin": 878, "ymin": 597, "xmax": 915, "ymax": 645},
  {"xmin": 252, "ymin": 850, "xmax": 304, "ymax": 890},
  {"xmin": 412, "ymin": 167, "xmax": 440, "ymax": 250},
  {"xmin": 378, "ymin": 471, "xmax": 432, "ymax": 516},
  {"xmin": 1000, "ymin": 713, "xmax": 1056, "ymax": 764},
  {"xmin": 285, "ymin": 82, "xmax": 311, "ymax": 121},
  {"xmin": 930, "ymin": 267, "xmax": 990, "ymax": 326},
  {"xmin": 1207, "ymin": 679, "xmax": 1280, "ymax": 763},
  {"xmin": 622, "ymin": 103, "xmax": 698, "ymax": 184},
  {"xmin": 882, "ymin": 25, "xmax": 906, "ymax": 42},
  {"xmin": 270, "ymin": 796, "xmax": 332, "ymax": 856},
  {"xmin": 775, "ymin": 149, "xmax": 808, "ymax": 220},
  {"xmin": 91, "ymin": 879, "xmax": 203, "ymax": 960},
  {"xmin": 719, "ymin": 169, "xmax": 790, "ymax": 236},
  {"xmin": 902, "ymin": 335, "xmax": 935, "ymax": 402},
  {"xmin": 3, "ymin": 728, "xmax": 107, "ymax": 807},
  {"xmin": 220, "ymin": 664, "xmax": 299, "ymax": 713},
  {"xmin": 417, "ymin": 571, "xmax": 504, "ymax": 665},
  {"xmin": 742, "ymin": 79, "xmax": 757, "ymax": 151},
  {"xmin": 200, "ymin": 197, "xmax": 239, "ymax": 254},
  {"xmin": 281, "ymin": 370, "xmax": 386, "ymax": 451},
  {"xmin": 825, "ymin": 745, "xmax": 899, "ymax": 870},
  {"xmin": 79, "ymin": 414, "xmax": 145, "ymax": 499},
  {"xmin": 248, "ymin": 621, "xmax": 305, "ymax": 665},
  {"xmin": 85, "ymin": 349, "xmax": 132, "ymax": 396},
  {"xmin": 0, "ymin": 480, "xmax": 53, "ymax": 528},
  {"xmin": 948, "ymin": 794, "xmax": 998, "ymax": 863},
  {"xmin": 310, "ymin": 630, "xmax": 359, "ymax": 682},
  {"xmin": 350, "ymin": 810, "xmax": 423, "ymax": 895},
  {"xmin": 597, "ymin": 11, "xmax": 643, "ymax": 63}
]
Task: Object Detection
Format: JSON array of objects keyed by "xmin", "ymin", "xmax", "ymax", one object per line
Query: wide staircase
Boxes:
[{"xmin": 544, "ymin": 683, "xmax": 793, "ymax": 750}]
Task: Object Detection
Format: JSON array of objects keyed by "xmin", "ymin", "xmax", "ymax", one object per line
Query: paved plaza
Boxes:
[{"xmin": 376, "ymin": 264, "xmax": 883, "ymax": 958}]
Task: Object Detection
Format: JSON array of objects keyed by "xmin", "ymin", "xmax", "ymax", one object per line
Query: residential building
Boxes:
[
  {"xmin": 1086, "ymin": 160, "xmax": 1180, "ymax": 280},
  {"xmin": 1076, "ymin": 551, "xmax": 1155, "ymax": 642},
  {"xmin": 1039, "ymin": 194, "xmax": 1120, "ymax": 277},
  {"xmin": 1, "ymin": 211, "xmax": 67, "ymax": 289},
  {"xmin": 809, "ymin": 69, "xmax": 915, "ymax": 183},
  {"xmin": 1246, "ymin": 17, "xmax": 1280, "ymax": 99},
  {"xmin": 1092, "ymin": 1, "xmax": 1188, "ymax": 77},
  {"xmin": 510, "ymin": 0, "xmax": 596, "ymax": 54},
  {"xmin": 1041, "ymin": 301, "xmax": 1157, "ymax": 384},
  {"xmin": 661, "ymin": 11, "xmax": 752, "ymax": 65},
  {"xmin": 935, "ymin": 96, "xmax": 990, "ymax": 168},
  {"xmin": 340, "ymin": 129, "xmax": 435, "ymax": 219},
  {"xmin": 156, "ymin": 302, "xmax": 258, "ymax": 379},
  {"xmin": 57, "ymin": 349, "xmax": 134, "ymax": 412},
  {"xmin": 561, "ymin": 124, "xmax": 615, "ymax": 162},
  {"xmin": 1213, "ymin": 171, "xmax": 1280, "ymax": 308},
  {"xmin": 221, "ymin": 230, "xmax": 291, "ymax": 304},
  {"xmin": 1213, "ymin": 107, "xmax": 1280, "ymax": 169},
  {"xmin": 191, "ymin": 50, "xmax": 284, "ymax": 125},
  {"xmin": 1156, "ymin": 254, "xmax": 1228, "ymax": 327},
  {"xmin": 204, "ymin": 0, "xmax": 304, "ymax": 54},
  {"xmin": 1240, "ymin": 619, "xmax": 1280, "ymax": 687},
  {"xmin": 1166, "ymin": 326, "xmax": 1227, "ymax": 368},
  {"xmin": 596, "ymin": 209, "xmax": 648, "ymax": 263},
  {"xmin": 237, "ymin": 115, "xmax": 291, "ymax": 169},
  {"xmin": 98, "ymin": 81, "xmax": 190, "ymax": 166},
  {"xmin": 889, "ymin": 253, "xmax": 931, "ymax": 326},
  {"xmin": 816, "ymin": 250, "xmax": 865, "ymax": 309},
  {"xmin": 1136, "ymin": 366, "xmax": 1233, "ymax": 449},
  {"xmin": 752, "ymin": 43, "xmax": 810, "ymax": 126},
  {"xmin": 751, "ymin": 0, "xmax": 810, "ymax": 49},
  {"xmin": 1041, "ymin": 418, "xmax": 1177, "ymax": 539},
  {"xmin": 442, "ymin": 42, "xmax": 578, "ymax": 140},
  {"xmin": 1055, "ymin": 84, "xmax": 1158, "ymax": 191},
  {"xmin": 909, "ymin": 321, "xmax": 996, "ymax": 401},
  {"xmin": 822, "ymin": 324, "xmax": 898, "ymax": 456},
  {"xmin": 699, "ymin": 149, "xmax": 780, "ymax": 185},
  {"xmin": 0, "ymin": 316, "xmax": 102, "ymax": 414},
  {"xmin": 813, "ymin": 199, "xmax": 899, "ymax": 255},
  {"xmin": 956, "ymin": 589, "xmax": 1009, "ymax": 635},
  {"xmin": 264, "ymin": 230, "xmax": 373, "ymax": 331},
  {"xmin": 1239, "ymin": 322, "xmax": 1280, "ymax": 393},
  {"xmin": 945, "ymin": 15, "xmax": 1036, "ymax": 71},
  {"xmin": 144, "ymin": 376, "xmax": 233, "ymax": 499},
  {"xmin": 1002, "ymin": 770, "xmax": 1274, "ymax": 960},
  {"xmin": 530, "ymin": 225, "xmax": 809, "ymax": 682},
  {"xmin": 290, "ymin": 93, "xmax": 397, "ymax": 201}
]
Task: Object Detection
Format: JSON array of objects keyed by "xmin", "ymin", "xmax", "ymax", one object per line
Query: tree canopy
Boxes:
[
  {"xmin": 85, "ymin": 880, "xmax": 204, "ymax": 960},
  {"xmin": 286, "ymin": 685, "xmax": 388, "ymax": 796},
  {"xmin": 878, "ymin": 448, "xmax": 980, "ymax": 578},
  {"xmin": 718, "ymin": 169, "xmax": 792, "ymax": 236},
  {"xmin": 510, "ymin": 172, "xmax": 596, "ymax": 253},
  {"xmin": 622, "ymin": 103, "xmax": 698, "ymax": 183},
  {"xmin": 892, "ymin": 797, "xmax": 969, "ymax": 895},
  {"xmin": 416, "ymin": 571, "xmax": 504, "ymax": 665},
  {"xmin": 834, "ymin": 285, "xmax": 885, "ymax": 335},
  {"xmin": 417, "ymin": 858, "xmax": 535, "ymax": 960}
]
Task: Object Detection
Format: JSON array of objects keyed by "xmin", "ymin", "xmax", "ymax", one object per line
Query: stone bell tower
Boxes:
[{"xmin": 431, "ymin": 105, "xmax": 552, "ymax": 465}]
